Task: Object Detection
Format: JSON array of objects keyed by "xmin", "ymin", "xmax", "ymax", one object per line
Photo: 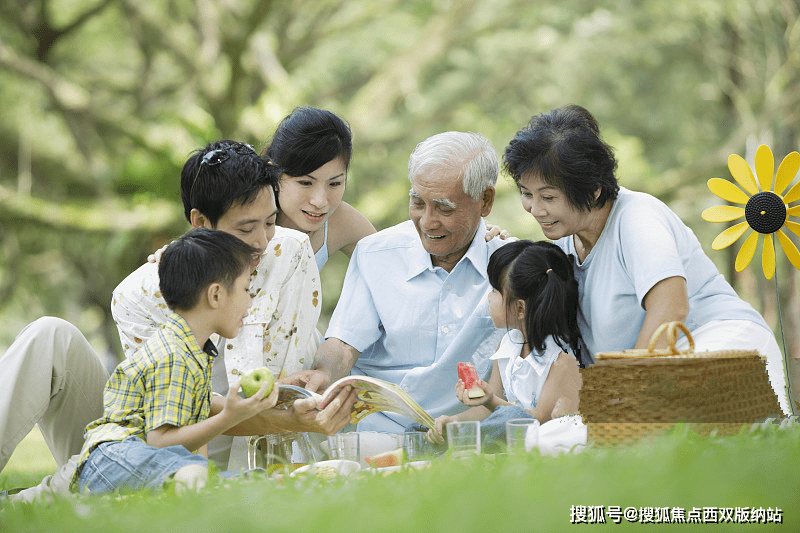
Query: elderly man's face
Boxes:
[{"xmin": 409, "ymin": 165, "xmax": 494, "ymax": 271}]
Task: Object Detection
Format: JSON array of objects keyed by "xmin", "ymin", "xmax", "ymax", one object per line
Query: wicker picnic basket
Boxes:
[{"xmin": 579, "ymin": 322, "xmax": 782, "ymax": 445}]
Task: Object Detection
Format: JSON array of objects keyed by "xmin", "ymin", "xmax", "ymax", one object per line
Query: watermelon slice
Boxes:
[
  {"xmin": 457, "ymin": 362, "xmax": 485, "ymax": 399},
  {"xmin": 364, "ymin": 448, "xmax": 405, "ymax": 468}
]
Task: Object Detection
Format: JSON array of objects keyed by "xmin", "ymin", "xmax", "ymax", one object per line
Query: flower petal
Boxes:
[
  {"xmin": 777, "ymin": 230, "xmax": 800, "ymax": 271},
  {"xmin": 735, "ymin": 231, "xmax": 759, "ymax": 272},
  {"xmin": 762, "ymin": 233, "xmax": 775, "ymax": 279},
  {"xmin": 775, "ymin": 151, "xmax": 800, "ymax": 196},
  {"xmin": 728, "ymin": 154, "xmax": 759, "ymax": 196},
  {"xmin": 712, "ymin": 221, "xmax": 749, "ymax": 250},
  {"xmin": 702, "ymin": 205, "xmax": 745, "ymax": 222},
  {"xmin": 788, "ymin": 204, "xmax": 800, "ymax": 217},
  {"xmin": 754, "ymin": 145, "xmax": 775, "ymax": 192},
  {"xmin": 783, "ymin": 180, "xmax": 800, "ymax": 204},
  {"xmin": 707, "ymin": 178, "xmax": 750, "ymax": 204},
  {"xmin": 786, "ymin": 220, "xmax": 800, "ymax": 238}
]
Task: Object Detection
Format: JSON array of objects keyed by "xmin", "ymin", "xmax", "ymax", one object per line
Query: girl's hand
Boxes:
[
  {"xmin": 455, "ymin": 379, "xmax": 493, "ymax": 407},
  {"xmin": 222, "ymin": 378, "xmax": 280, "ymax": 425},
  {"xmin": 428, "ymin": 415, "xmax": 456, "ymax": 445}
]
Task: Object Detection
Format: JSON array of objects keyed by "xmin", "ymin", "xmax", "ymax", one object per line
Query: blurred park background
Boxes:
[{"xmin": 0, "ymin": 0, "xmax": 798, "ymax": 368}]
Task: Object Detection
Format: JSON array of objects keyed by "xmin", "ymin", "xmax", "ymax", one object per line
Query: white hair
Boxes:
[{"xmin": 408, "ymin": 131, "xmax": 498, "ymax": 200}]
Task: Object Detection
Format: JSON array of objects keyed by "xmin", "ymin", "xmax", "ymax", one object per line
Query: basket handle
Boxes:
[{"xmin": 647, "ymin": 322, "xmax": 695, "ymax": 355}]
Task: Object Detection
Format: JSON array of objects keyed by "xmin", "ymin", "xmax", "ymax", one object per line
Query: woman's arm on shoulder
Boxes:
[
  {"xmin": 327, "ymin": 202, "xmax": 376, "ymax": 256},
  {"xmin": 530, "ymin": 352, "xmax": 582, "ymax": 423},
  {"xmin": 635, "ymin": 276, "xmax": 689, "ymax": 349}
]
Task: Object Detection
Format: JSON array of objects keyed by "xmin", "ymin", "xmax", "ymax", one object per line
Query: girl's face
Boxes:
[
  {"xmin": 278, "ymin": 157, "xmax": 347, "ymax": 233},
  {"xmin": 488, "ymin": 286, "xmax": 522, "ymax": 330},
  {"xmin": 517, "ymin": 173, "xmax": 588, "ymax": 241}
]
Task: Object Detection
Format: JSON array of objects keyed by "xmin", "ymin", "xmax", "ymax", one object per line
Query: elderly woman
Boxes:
[{"xmin": 503, "ymin": 104, "xmax": 789, "ymax": 415}]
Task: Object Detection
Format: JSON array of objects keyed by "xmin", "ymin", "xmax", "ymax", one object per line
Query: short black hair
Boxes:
[
  {"xmin": 487, "ymin": 240, "xmax": 587, "ymax": 366},
  {"xmin": 503, "ymin": 105, "xmax": 619, "ymax": 211},
  {"xmin": 263, "ymin": 107, "xmax": 352, "ymax": 176},
  {"xmin": 180, "ymin": 140, "xmax": 281, "ymax": 226},
  {"xmin": 159, "ymin": 228, "xmax": 259, "ymax": 311}
]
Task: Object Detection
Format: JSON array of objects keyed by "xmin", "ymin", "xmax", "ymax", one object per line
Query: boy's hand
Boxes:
[
  {"xmin": 223, "ymin": 378, "xmax": 279, "ymax": 425},
  {"xmin": 428, "ymin": 415, "xmax": 457, "ymax": 445},
  {"xmin": 455, "ymin": 379, "xmax": 492, "ymax": 407}
]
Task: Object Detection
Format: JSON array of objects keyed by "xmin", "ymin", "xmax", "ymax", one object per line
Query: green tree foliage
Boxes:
[{"xmin": 0, "ymin": 0, "xmax": 798, "ymax": 360}]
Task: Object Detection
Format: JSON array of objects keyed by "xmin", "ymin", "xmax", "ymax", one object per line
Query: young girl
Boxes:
[
  {"xmin": 428, "ymin": 240, "xmax": 587, "ymax": 444},
  {"xmin": 263, "ymin": 106, "xmax": 376, "ymax": 272}
]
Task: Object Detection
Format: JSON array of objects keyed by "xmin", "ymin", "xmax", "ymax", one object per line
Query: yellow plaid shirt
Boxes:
[{"xmin": 73, "ymin": 312, "xmax": 217, "ymax": 487}]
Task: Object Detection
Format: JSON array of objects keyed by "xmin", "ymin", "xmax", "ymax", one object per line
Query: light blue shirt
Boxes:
[
  {"xmin": 556, "ymin": 187, "xmax": 767, "ymax": 357},
  {"xmin": 325, "ymin": 220, "xmax": 506, "ymax": 432}
]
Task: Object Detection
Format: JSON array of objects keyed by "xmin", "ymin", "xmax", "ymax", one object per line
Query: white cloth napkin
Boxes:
[{"xmin": 525, "ymin": 415, "xmax": 587, "ymax": 456}]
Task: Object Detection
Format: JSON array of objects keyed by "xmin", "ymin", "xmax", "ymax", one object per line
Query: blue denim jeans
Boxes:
[{"xmin": 79, "ymin": 436, "xmax": 208, "ymax": 494}]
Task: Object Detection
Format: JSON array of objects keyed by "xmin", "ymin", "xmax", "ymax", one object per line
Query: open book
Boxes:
[{"xmin": 275, "ymin": 375, "xmax": 436, "ymax": 429}]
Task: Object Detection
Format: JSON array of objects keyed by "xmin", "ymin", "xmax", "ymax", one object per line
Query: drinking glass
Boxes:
[
  {"xmin": 445, "ymin": 421, "xmax": 481, "ymax": 457},
  {"xmin": 328, "ymin": 432, "xmax": 360, "ymax": 462},
  {"xmin": 403, "ymin": 431, "xmax": 430, "ymax": 461},
  {"xmin": 505, "ymin": 418, "xmax": 539, "ymax": 453}
]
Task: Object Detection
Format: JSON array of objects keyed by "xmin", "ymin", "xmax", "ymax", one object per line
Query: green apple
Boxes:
[{"xmin": 240, "ymin": 366, "xmax": 275, "ymax": 398}]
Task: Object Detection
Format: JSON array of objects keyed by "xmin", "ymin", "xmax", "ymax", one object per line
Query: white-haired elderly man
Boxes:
[{"xmin": 290, "ymin": 131, "xmax": 508, "ymax": 443}]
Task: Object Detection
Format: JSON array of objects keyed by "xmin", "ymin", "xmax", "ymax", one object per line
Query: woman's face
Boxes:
[
  {"xmin": 278, "ymin": 157, "xmax": 347, "ymax": 233},
  {"xmin": 517, "ymin": 173, "xmax": 589, "ymax": 241}
]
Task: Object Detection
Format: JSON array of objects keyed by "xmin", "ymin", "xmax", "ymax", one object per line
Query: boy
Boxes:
[{"xmin": 74, "ymin": 228, "xmax": 278, "ymax": 494}]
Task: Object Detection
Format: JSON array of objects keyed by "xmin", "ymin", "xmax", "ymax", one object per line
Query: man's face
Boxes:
[
  {"xmin": 198, "ymin": 186, "xmax": 277, "ymax": 257},
  {"xmin": 409, "ymin": 166, "xmax": 494, "ymax": 271}
]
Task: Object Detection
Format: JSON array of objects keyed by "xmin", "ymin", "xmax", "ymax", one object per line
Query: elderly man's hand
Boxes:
[
  {"xmin": 279, "ymin": 369, "xmax": 331, "ymax": 394},
  {"xmin": 288, "ymin": 385, "xmax": 357, "ymax": 435}
]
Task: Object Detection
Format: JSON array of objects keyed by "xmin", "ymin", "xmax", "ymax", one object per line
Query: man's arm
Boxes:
[
  {"xmin": 209, "ymin": 384, "xmax": 358, "ymax": 436},
  {"xmin": 285, "ymin": 338, "xmax": 361, "ymax": 398}
]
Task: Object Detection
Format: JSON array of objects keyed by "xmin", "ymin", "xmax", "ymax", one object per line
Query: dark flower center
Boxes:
[{"xmin": 744, "ymin": 191, "xmax": 786, "ymax": 234}]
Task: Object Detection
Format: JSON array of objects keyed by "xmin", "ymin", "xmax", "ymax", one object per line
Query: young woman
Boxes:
[{"xmin": 262, "ymin": 106, "xmax": 375, "ymax": 272}]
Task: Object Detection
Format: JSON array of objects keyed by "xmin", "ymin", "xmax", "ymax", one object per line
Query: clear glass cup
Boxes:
[
  {"xmin": 505, "ymin": 418, "xmax": 539, "ymax": 453},
  {"xmin": 327, "ymin": 432, "xmax": 360, "ymax": 462},
  {"xmin": 403, "ymin": 430, "xmax": 430, "ymax": 461},
  {"xmin": 248, "ymin": 433, "xmax": 314, "ymax": 473},
  {"xmin": 446, "ymin": 420, "xmax": 481, "ymax": 457}
]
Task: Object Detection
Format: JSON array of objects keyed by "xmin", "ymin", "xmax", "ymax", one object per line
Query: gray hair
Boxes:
[{"xmin": 408, "ymin": 131, "xmax": 498, "ymax": 200}]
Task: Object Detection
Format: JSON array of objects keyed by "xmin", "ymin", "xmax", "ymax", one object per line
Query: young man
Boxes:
[
  {"xmin": 75, "ymin": 228, "xmax": 279, "ymax": 494},
  {"xmin": 112, "ymin": 140, "xmax": 354, "ymax": 470}
]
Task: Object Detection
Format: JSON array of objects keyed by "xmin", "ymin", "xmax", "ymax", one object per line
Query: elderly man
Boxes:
[{"xmin": 302, "ymin": 131, "xmax": 507, "ymax": 433}]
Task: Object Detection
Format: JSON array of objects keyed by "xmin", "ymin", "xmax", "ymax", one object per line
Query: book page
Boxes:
[{"xmin": 323, "ymin": 376, "xmax": 436, "ymax": 428}]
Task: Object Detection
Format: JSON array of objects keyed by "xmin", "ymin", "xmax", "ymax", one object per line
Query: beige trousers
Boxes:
[{"xmin": 0, "ymin": 317, "xmax": 107, "ymax": 501}]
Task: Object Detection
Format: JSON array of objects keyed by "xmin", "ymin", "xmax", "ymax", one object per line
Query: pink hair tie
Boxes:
[{"xmin": 546, "ymin": 268, "xmax": 553, "ymax": 274}]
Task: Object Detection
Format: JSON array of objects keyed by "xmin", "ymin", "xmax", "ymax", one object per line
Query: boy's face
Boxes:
[
  {"xmin": 217, "ymin": 268, "xmax": 253, "ymax": 340},
  {"xmin": 202, "ymin": 186, "xmax": 278, "ymax": 259}
]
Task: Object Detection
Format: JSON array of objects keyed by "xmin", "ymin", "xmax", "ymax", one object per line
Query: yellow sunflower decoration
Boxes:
[{"xmin": 702, "ymin": 144, "xmax": 800, "ymax": 279}]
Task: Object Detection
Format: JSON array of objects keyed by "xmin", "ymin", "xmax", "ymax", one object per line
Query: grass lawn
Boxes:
[{"xmin": 1, "ymin": 423, "xmax": 798, "ymax": 532}]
